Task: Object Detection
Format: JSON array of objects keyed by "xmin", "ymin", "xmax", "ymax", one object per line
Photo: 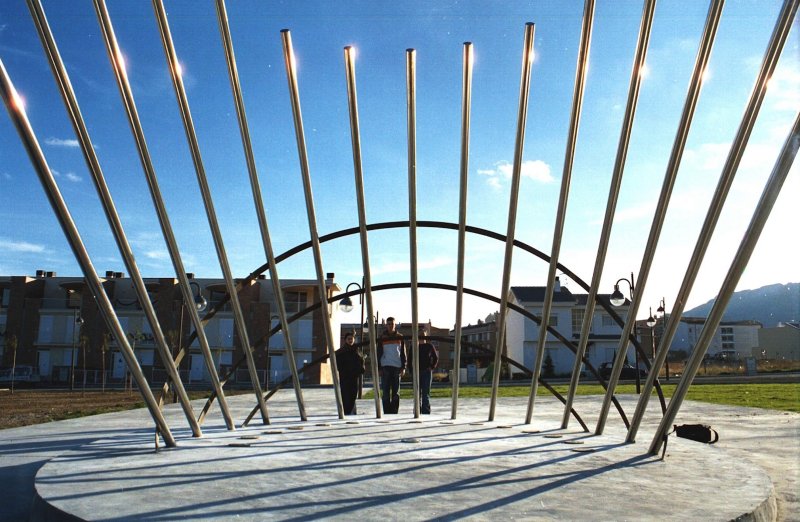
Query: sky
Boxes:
[{"xmin": 0, "ymin": 0, "xmax": 798, "ymax": 329}]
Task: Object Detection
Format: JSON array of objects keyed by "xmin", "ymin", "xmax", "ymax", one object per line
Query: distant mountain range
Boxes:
[{"xmin": 684, "ymin": 283, "xmax": 800, "ymax": 328}]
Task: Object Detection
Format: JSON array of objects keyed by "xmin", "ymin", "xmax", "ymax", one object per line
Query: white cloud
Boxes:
[
  {"xmin": 45, "ymin": 137, "xmax": 80, "ymax": 148},
  {"xmin": 65, "ymin": 172, "xmax": 82, "ymax": 182},
  {"xmin": 478, "ymin": 159, "xmax": 554, "ymax": 189},
  {"xmin": 1, "ymin": 172, "xmax": 11, "ymax": 180},
  {"xmin": 766, "ymin": 67, "xmax": 800, "ymax": 112},
  {"xmin": 0, "ymin": 238, "xmax": 46, "ymax": 253},
  {"xmin": 590, "ymin": 199, "xmax": 656, "ymax": 226},
  {"xmin": 144, "ymin": 249, "xmax": 169, "ymax": 261}
]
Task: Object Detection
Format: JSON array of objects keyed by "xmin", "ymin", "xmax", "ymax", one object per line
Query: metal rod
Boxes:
[
  {"xmin": 561, "ymin": 0, "xmax": 656, "ymax": 429},
  {"xmin": 149, "ymin": 0, "xmax": 270, "ymax": 424},
  {"xmin": 451, "ymin": 41, "xmax": 473, "ymax": 420},
  {"xmin": 650, "ymin": 112, "xmax": 799, "ymax": 454},
  {"xmin": 488, "ymin": 22, "xmax": 536, "ymax": 421},
  {"xmin": 214, "ymin": 0, "xmax": 306, "ymax": 421},
  {"xmin": 406, "ymin": 48, "xmax": 421, "ymax": 418},
  {"xmin": 635, "ymin": 0, "xmax": 798, "ymax": 444},
  {"xmin": 343, "ymin": 46, "xmax": 382, "ymax": 417},
  {"xmin": 92, "ymin": 0, "xmax": 235, "ymax": 430},
  {"xmin": 526, "ymin": 0, "xmax": 595, "ymax": 424},
  {"xmin": 0, "ymin": 58, "xmax": 176, "ymax": 447},
  {"xmin": 281, "ymin": 29, "xmax": 345, "ymax": 418},
  {"xmin": 26, "ymin": 0, "xmax": 202, "ymax": 438},
  {"xmin": 596, "ymin": 0, "xmax": 725, "ymax": 436}
]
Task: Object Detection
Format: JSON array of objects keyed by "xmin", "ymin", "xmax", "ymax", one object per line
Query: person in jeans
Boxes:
[
  {"xmin": 377, "ymin": 317, "xmax": 405, "ymax": 413},
  {"xmin": 410, "ymin": 328, "xmax": 439, "ymax": 414}
]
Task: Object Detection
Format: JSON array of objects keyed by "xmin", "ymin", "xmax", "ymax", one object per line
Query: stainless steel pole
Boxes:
[
  {"xmin": 0, "ymin": 58, "xmax": 176, "ymax": 447},
  {"xmin": 281, "ymin": 30, "xmax": 345, "ymax": 418},
  {"xmin": 627, "ymin": 0, "xmax": 798, "ymax": 443},
  {"xmin": 488, "ymin": 23, "xmax": 535, "ymax": 421},
  {"xmin": 526, "ymin": 0, "xmax": 595, "ymax": 424},
  {"xmin": 27, "ymin": 0, "xmax": 202, "ymax": 437},
  {"xmin": 595, "ymin": 0, "xmax": 725, "ymax": 436},
  {"xmin": 214, "ymin": 0, "xmax": 306, "ymax": 421},
  {"xmin": 343, "ymin": 46, "xmax": 382, "ymax": 417},
  {"xmin": 649, "ymin": 112, "xmax": 799, "ymax": 454},
  {"xmin": 150, "ymin": 0, "xmax": 270, "ymax": 424},
  {"xmin": 561, "ymin": 0, "xmax": 656, "ymax": 429},
  {"xmin": 92, "ymin": 0, "xmax": 236, "ymax": 430},
  {"xmin": 406, "ymin": 48, "xmax": 421, "ymax": 419},
  {"xmin": 451, "ymin": 41, "xmax": 473, "ymax": 420}
]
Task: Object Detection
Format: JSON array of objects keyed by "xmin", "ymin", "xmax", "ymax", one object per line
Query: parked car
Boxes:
[{"xmin": 598, "ymin": 362, "xmax": 646, "ymax": 381}]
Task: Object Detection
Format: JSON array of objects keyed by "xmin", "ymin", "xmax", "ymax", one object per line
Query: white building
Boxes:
[
  {"xmin": 506, "ymin": 280, "xmax": 630, "ymax": 377},
  {"xmin": 681, "ymin": 317, "xmax": 762, "ymax": 358}
]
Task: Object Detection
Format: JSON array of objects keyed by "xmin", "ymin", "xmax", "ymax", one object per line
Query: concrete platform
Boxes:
[{"xmin": 6, "ymin": 389, "xmax": 793, "ymax": 521}]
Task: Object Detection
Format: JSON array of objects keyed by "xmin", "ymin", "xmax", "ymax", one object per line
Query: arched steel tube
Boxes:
[
  {"xmin": 527, "ymin": 0, "xmax": 595, "ymax": 423},
  {"xmin": 562, "ymin": 0, "xmax": 656, "ymax": 429},
  {"xmin": 221, "ymin": 281, "xmax": 635, "ymax": 430},
  {"xmin": 596, "ymin": 0, "xmax": 725, "ymax": 436},
  {"xmin": 214, "ymin": 0, "xmax": 306, "ymax": 421},
  {"xmin": 27, "ymin": 0, "xmax": 201, "ymax": 438},
  {"xmin": 490, "ymin": 22, "xmax": 536, "ymax": 422}
]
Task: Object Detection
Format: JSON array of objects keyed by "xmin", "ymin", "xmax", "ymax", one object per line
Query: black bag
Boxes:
[
  {"xmin": 674, "ymin": 423, "xmax": 719, "ymax": 444},
  {"xmin": 661, "ymin": 423, "xmax": 718, "ymax": 459}
]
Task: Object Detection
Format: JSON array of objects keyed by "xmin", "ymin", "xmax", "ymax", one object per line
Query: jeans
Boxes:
[
  {"xmin": 381, "ymin": 366, "xmax": 402, "ymax": 412},
  {"xmin": 420, "ymin": 369, "xmax": 432, "ymax": 414}
]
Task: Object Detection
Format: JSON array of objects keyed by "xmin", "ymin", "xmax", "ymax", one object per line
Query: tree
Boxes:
[
  {"xmin": 7, "ymin": 335, "xmax": 18, "ymax": 395},
  {"xmin": 543, "ymin": 352, "xmax": 555, "ymax": 378},
  {"xmin": 100, "ymin": 333, "xmax": 110, "ymax": 392}
]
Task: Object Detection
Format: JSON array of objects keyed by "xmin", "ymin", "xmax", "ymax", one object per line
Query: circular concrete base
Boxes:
[{"xmin": 33, "ymin": 394, "xmax": 775, "ymax": 521}]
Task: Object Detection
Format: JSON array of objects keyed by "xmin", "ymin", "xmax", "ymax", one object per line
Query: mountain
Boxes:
[{"xmin": 683, "ymin": 283, "xmax": 800, "ymax": 328}]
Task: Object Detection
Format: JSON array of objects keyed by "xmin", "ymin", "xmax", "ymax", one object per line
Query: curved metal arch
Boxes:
[
  {"xmin": 202, "ymin": 281, "xmax": 661, "ymax": 429},
  {"xmin": 179, "ymin": 220, "xmax": 665, "ymax": 425}
]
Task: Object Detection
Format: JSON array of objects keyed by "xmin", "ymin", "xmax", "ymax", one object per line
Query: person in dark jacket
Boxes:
[
  {"xmin": 409, "ymin": 328, "xmax": 439, "ymax": 414},
  {"xmin": 336, "ymin": 332, "xmax": 365, "ymax": 415},
  {"xmin": 377, "ymin": 317, "xmax": 406, "ymax": 413}
]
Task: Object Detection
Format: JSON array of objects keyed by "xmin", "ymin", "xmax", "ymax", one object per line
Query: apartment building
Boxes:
[{"xmin": 0, "ymin": 271, "xmax": 340, "ymax": 387}]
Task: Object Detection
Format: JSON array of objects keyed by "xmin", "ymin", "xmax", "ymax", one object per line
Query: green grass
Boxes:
[{"xmin": 365, "ymin": 383, "xmax": 800, "ymax": 413}]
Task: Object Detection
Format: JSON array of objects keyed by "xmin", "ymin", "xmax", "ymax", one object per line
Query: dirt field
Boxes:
[{"xmin": 0, "ymin": 389, "xmax": 147, "ymax": 430}]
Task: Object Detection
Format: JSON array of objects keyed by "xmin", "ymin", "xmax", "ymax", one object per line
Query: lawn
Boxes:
[{"xmin": 366, "ymin": 383, "xmax": 800, "ymax": 413}]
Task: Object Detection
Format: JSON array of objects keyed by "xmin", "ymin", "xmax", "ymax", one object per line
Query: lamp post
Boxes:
[
  {"xmin": 609, "ymin": 272, "xmax": 641, "ymax": 393},
  {"xmin": 656, "ymin": 297, "xmax": 668, "ymax": 382},
  {"xmin": 339, "ymin": 280, "xmax": 365, "ymax": 398},
  {"xmin": 188, "ymin": 281, "xmax": 208, "ymax": 312},
  {"xmin": 70, "ymin": 310, "xmax": 84, "ymax": 391}
]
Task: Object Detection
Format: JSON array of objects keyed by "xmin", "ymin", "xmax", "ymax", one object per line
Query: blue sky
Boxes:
[{"xmin": 1, "ymin": 1, "xmax": 798, "ymax": 328}]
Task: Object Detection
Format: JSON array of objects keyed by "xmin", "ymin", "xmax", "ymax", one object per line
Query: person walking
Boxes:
[
  {"xmin": 378, "ymin": 317, "xmax": 405, "ymax": 413},
  {"xmin": 336, "ymin": 332, "xmax": 365, "ymax": 415},
  {"xmin": 410, "ymin": 328, "xmax": 439, "ymax": 414}
]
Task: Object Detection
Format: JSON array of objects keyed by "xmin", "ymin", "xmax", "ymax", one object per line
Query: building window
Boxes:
[
  {"xmin": 548, "ymin": 314, "xmax": 558, "ymax": 327},
  {"xmin": 602, "ymin": 314, "xmax": 614, "ymax": 328},
  {"xmin": 284, "ymin": 291, "xmax": 308, "ymax": 314},
  {"xmin": 66, "ymin": 289, "xmax": 81, "ymax": 309},
  {"xmin": 0, "ymin": 287, "xmax": 9, "ymax": 308},
  {"xmin": 571, "ymin": 309, "xmax": 584, "ymax": 334}
]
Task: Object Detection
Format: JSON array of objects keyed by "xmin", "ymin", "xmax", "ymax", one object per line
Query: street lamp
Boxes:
[
  {"xmin": 339, "ymin": 280, "xmax": 365, "ymax": 398},
  {"xmin": 655, "ymin": 297, "xmax": 669, "ymax": 381},
  {"xmin": 189, "ymin": 281, "xmax": 207, "ymax": 312},
  {"xmin": 70, "ymin": 312, "xmax": 84, "ymax": 391},
  {"xmin": 609, "ymin": 272, "xmax": 640, "ymax": 393}
]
